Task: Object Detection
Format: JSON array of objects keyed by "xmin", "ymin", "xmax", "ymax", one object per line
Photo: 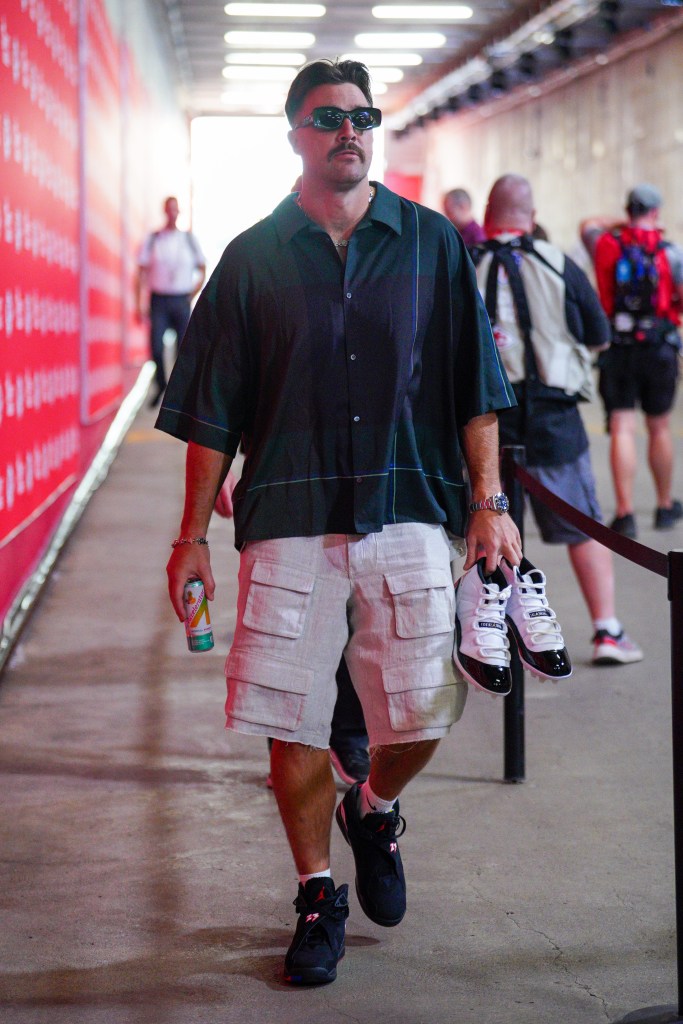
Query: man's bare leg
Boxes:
[
  {"xmin": 609, "ymin": 409, "xmax": 638, "ymax": 517},
  {"xmin": 271, "ymin": 737, "xmax": 440, "ymax": 873},
  {"xmin": 270, "ymin": 740, "xmax": 336, "ymax": 874},
  {"xmin": 646, "ymin": 412, "xmax": 674, "ymax": 509},
  {"xmin": 368, "ymin": 738, "xmax": 440, "ymax": 801}
]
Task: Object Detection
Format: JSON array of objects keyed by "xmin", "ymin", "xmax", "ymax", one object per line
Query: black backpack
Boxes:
[{"xmin": 612, "ymin": 233, "xmax": 666, "ymax": 343}]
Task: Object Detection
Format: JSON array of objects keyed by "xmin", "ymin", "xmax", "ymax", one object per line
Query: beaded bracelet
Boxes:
[{"xmin": 171, "ymin": 536, "xmax": 209, "ymax": 548}]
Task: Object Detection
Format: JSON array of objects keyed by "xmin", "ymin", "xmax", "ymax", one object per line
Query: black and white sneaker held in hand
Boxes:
[
  {"xmin": 284, "ymin": 877, "xmax": 349, "ymax": 985},
  {"xmin": 335, "ymin": 783, "xmax": 407, "ymax": 927},
  {"xmin": 453, "ymin": 558, "xmax": 512, "ymax": 696},
  {"xmin": 500, "ymin": 557, "xmax": 572, "ymax": 682}
]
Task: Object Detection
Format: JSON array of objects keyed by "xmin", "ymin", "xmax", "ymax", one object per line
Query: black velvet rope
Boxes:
[{"xmin": 513, "ymin": 462, "xmax": 668, "ymax": 579}]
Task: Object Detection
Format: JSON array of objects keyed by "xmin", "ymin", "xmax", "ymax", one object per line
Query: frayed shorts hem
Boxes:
[{"xmin": 224, "ymin": 715, "xmax": 458, "ymax": 748}]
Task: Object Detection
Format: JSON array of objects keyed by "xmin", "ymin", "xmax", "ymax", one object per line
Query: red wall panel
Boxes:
[
  {"xmin": 0, "ymin": 2, "xmax": 81, "ymax": 562},
  {"xmin": 0, "ymin": 0, "xmax": 190, "ymax": 632}
]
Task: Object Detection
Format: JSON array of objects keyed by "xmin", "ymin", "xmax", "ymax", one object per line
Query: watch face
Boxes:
[{"xmin": 495, "ymin": 493, "xmax": 510, "ymax": 514}]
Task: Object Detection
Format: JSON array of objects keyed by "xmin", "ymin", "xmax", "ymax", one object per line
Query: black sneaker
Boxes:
[
  {"xmin": 335, "ymin": 783, "xmax": 406, "ymax": 927},
  {"xmin": 283, "ymin": 878, "xmax": 349, "ymax": 985},
  {"xmin": 609, "ymin": 513, "xmax": 637, "ymax": 538},
  {"xmin": 330, "ymin": 745, "xmax": 370, "ymax": 785},
  {"xmin": 654, "ymin": 499, "xmax": 683, "ymax": 530}
]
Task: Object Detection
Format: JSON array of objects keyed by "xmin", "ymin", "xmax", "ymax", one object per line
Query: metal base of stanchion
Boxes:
[{"xmin": 612, "ymin": 1006, "xmax": 683, "ymax": 1023}]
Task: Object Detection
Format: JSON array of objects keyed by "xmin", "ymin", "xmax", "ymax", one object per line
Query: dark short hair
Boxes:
[
  {"xmin": 445, "ymin": 188, "xmax": 471, "ymax": 206},
  {"xmin": 285, "ymin": 59, "xmax": 373, "ymax": 126}
]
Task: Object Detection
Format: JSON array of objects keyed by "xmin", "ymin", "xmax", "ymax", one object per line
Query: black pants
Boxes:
[
  {"xmin": 330, "ymin": 656, "xmax": 368, "ymax": 752},
  {"xmin": 150, "ymin": 292, "xmax": 191, "ymax": 391}
]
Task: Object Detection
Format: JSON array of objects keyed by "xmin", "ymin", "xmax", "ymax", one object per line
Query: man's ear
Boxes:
[{"xmin": 288, "ymin": 129, "xmax": 300, "ymax": 155}]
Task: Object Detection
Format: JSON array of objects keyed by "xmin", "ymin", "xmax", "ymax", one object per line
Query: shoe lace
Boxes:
[
  {"xmin": 365, "ymin": 808, "xmax": 407, "ymax": 842},
  {"xmin": 293, "ymin": 887, "xmax": 349, "ymax": 920},
  {"xmin": 515, "ymin": 571, "xmax": 565, "ymax": 648},
  {"xmin": 474, "ymin": 581, "xmax": 512, "ymax": 665}
]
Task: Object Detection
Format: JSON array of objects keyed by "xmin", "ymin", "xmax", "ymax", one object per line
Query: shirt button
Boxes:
[
  {"xmin": 350, "ymin": 353, "xmax": 357, "ymax": 361},
  {"xmin": 353, "ymin": 415, "xmax": 360, "ymax": 422},
  {"xmin": 346, "ymin": 292, "xmax": 352, "ymax": 299},
  {"xmin": 356, "ymin": 477, "xmax": 363, "ymax": 484}
]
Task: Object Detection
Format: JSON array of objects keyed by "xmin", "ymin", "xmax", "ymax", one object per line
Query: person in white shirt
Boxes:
[{"xmin": 135, "ymin": 196, "xmax": 206, "ymax": 406}]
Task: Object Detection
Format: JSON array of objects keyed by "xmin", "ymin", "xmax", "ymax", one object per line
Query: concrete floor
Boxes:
[{"xmin": 0, "ymin": 389, "xmax": 681, "ymax": 1024}]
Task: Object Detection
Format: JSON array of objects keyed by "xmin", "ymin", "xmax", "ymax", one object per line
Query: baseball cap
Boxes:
[{"xmin": 626, "ymin": 183, "xmax": 662, "ymax": 214}]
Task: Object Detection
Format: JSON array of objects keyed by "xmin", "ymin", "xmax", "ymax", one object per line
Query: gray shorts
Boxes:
[
  {"xmin": 527, "ymin": 449, "xmax": 603, "ymax": 545},
  {"xmin": 224, "ymin": 523, "xmax": 467, "ymax": 748}
]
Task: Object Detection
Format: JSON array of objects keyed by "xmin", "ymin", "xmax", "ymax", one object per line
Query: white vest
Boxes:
[{"xmin": 475, "ymin": 238, "xmax": 595, "ymax": 402}]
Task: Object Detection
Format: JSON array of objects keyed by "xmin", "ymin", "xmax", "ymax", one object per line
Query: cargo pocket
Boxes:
[
  {"xmin": 225, "ymin": 650, "xmax": 314, "ymax": 731},
  {"xmin": 385, "ymin": 568, "xmax": 454, "ymax": 639},
  {"xmin": 382, "ymin": 660, "xmax": 463, "ymax": 732},
  {"xmin": 243, "ymin": 561, "xmax": 315, "ymax": 639}
]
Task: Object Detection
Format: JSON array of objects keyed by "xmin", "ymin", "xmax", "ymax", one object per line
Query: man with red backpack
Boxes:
[{"xmin": 585, "ymin": 185, "xmax": 683, "ymax": 537}]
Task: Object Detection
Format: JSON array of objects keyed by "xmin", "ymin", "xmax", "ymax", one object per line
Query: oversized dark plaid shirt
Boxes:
[{"xmin": 155, "ymin": 183, "xmax": 515, "ymax": 548}]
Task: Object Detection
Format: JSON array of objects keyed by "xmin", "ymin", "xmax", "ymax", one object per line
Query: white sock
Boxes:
[
  {"xmin": 299, "ymin": 868, "xmax": 331, "ymax": 886},
  {"xmin": 594, "ymin": 617, "xmax": 621, "ymax": 636},
  {"xmin": 358, "ymin": 780, "xmax": 397, "ymax": 818}
]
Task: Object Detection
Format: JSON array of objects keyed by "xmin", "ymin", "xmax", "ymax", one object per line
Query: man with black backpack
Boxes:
[
  {"xmin": 471, "ymin": 174, "xmax": 642, "ymax": 666},
  {"xmin": 588, "ymin": 184, "xmax": 683, "ymax": 537}
]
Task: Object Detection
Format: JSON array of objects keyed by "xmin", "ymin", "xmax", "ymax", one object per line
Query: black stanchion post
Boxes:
[
  {"xmin": 669, "ymin": 550, "xmax": 683, "ymax": 1019},
  {"xmin": 501, "ymin": 445, "xmax": 526, "ymax": 783}
]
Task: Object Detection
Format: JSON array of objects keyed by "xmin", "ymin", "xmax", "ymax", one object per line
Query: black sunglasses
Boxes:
[{"xmin": 292, "ymin": 106, "xmax": 382, "ymax": 132}]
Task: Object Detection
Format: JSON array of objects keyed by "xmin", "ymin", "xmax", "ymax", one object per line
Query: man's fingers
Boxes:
[{"xmin": 167, "ymin": 548, "xmax": 215, "ymax": 620}]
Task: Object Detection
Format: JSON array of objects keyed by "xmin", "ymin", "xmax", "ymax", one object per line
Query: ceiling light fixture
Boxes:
[
  {"xmin": 225, "ymin": 51, "xmax": 306, "ymax": 64},
  {"xmin": 220, "ymin": 94, "xmax": 287, "ymax": 113},
  {"xmin": 225, "ymin": 30, "xmax": 315, "ymax": 46},
  {"xmin": 372, "ymin": 5, "xmax": 472, "ymax": 19},
  {"xmin": 224, "ymin": 3, "xmax": 325, "ymax": 15},
  {"xmin": 341, "ymin": 52, "xmax": 423, "ymax": 65},
  {"xmin": 222, "ymin": 65, "xmax": 298, "ymax": 80},
  {"xmin": 354, "ymin": 32, "xmax": 446, "ymax": 48},
  {"xmin": 366, "ymin": 67, "xmax": 404, "ymax": 82}
]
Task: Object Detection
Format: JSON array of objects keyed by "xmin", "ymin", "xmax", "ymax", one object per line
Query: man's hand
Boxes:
[
  {"xmin": 464, "ymin": 511, "xmax": 523, "ymax": 575},
  {"xmin": 167, "ymin": 543, "xmax": 215, "ymax": 622},
  {"xmin": 214, "ymin": 470, "xmax": 237, "ymax": 519},
  {"xmin": 166, "ymin": 442, "xmax": 233, "ymax": 621}
]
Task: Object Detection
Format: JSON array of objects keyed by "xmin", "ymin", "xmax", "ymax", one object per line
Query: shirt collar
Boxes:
[{"xmin": 273, "ymin": 180, "xmax": 402, "ymax": 245}]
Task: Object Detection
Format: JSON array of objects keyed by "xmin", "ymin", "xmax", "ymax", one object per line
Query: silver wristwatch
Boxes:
[{"xmin": 469, "ymin": 492, "xmax": 510, "ymax": 515}]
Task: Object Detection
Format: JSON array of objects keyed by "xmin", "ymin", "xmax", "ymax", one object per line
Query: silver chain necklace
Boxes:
[{"xmin": 296, "ymin": 187, "xmax": 375, "ymax": 248}]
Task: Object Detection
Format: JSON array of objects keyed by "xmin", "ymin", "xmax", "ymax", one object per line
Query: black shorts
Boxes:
[{"xmin": 598, "ymin": 342, "xmax": 679, "ymax": 418}]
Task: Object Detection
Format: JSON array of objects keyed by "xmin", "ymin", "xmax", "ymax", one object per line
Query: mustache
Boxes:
[{"xmin": 328, "ymin": 143, "xmax": 365, "ymax": 161}]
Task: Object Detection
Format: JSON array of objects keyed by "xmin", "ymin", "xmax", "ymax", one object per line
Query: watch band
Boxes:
[{"xmin": 468, "ymin": 492, "xmax": 509, "ymax": 515}]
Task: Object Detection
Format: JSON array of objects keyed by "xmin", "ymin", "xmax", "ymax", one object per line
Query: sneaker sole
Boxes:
[
  {"xmin": 284, "ymin": 951, "xmax": 344, "ymax": 986},
  {"xmin": 329, "ymin": 749, "xmax": 368, "ymax": 787},
  {"xmin": 506, "ymin": 619, "xmax": 573, "ymax": 683},
  {"xmin": 452, "ymin": 645, "xmax": 511, "ymax": 697},
  {"xmin": 592, "ymin": 650, "xmax": 644, "ymax": 665},
  {"xmin": 335, "ymin": 803, "xmax": 405, "ymax": 927}
]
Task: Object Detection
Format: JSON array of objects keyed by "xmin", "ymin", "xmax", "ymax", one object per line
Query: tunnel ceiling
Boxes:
[{"xmin": 151, "ymin": 1, "xmax": 681, "ymax": 119}]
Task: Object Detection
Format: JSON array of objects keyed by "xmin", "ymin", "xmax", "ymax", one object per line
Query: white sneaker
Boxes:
[
  {"xmin": 454, "ymin": 559, "xmax": 512, "ymax": 696},
  {"xmin": 592, "ymin": 629, "xmax": 643, "ymax": 665},
  {"xmin": 500, "ymin": 558, "xmax": 572, "ymax": 682}
]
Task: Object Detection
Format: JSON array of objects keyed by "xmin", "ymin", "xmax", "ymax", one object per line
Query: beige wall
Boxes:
[{"xmin": 387, "ymin": 15, "xmax": 683, "ymax": 257}]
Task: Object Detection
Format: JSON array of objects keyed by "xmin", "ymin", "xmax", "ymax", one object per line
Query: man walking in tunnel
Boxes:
[
  {"xmin": 157, "ymin": 59, "xmax": 522, "ymax": 985},
  {"xmin": 585, "ymin": 185, "xmax": 683, "ymax": 538},
  {"xmin": 471, "ymin": 174, "xmax": 642, "ymax": 667},
  {"xmin": 135, "ymin": 196, "xmax": 206, "ymax": 408}
]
